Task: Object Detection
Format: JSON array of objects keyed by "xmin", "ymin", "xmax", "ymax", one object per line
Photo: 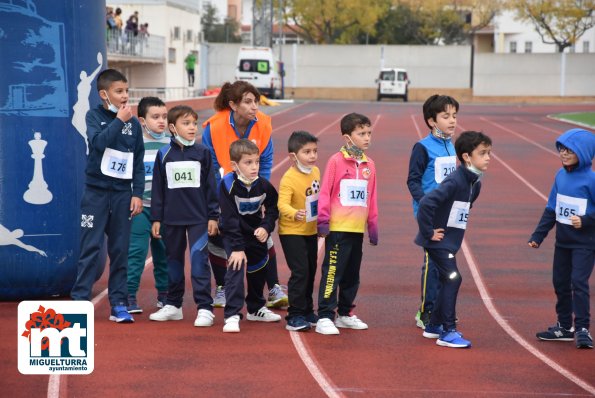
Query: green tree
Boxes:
[
  {"xmin": 505, "ymin": 0, "xmax": 595, "ymax": 52},
  {"xmin": 201, "ymin": 4, "xmax": 242, "ymax": 43},
  {"xmin": 283, "ymin": 0, "xmax": 389, "ymax": 44},
  {"xmin": 370, "ymin": 0, "xmax": 497, "ymax": 45}
]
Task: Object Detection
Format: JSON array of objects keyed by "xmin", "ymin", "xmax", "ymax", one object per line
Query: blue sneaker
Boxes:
[
  {"xmin": 436, "ymin": 330, "xmax": 471, "ymax": 348},
  {"xmin": 305, "ymin": 312, "xmax": 319, "ymax": 326},
  {"xmin": 286, "ymin": 316, "xmax": 311, "ymax": 332},
  {"xmin": 110, "ymin": 305, "xmax": 134, "ymax": 323},
  {"xmin": 422, "ymin": 324, "xmax": 443, "ymax": 339},
  {"xmin": 127, "ymin": 295, "xmax": 142, "ymax": 314}
]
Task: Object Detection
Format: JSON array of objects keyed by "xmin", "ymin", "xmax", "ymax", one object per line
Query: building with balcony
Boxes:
[{"xmin": 107, "ymin": 0, "xmax": 203, "ymax": 100}]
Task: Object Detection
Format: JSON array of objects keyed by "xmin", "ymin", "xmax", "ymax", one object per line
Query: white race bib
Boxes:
[
  {"xmin": 100, "ymin": 148, "xmax": 133, "ymax": 179},
  {"xmin": 447, "ymin": 200, "xmax": 470, "ymax": 229},
  {"xmin": 434, "ymin": 156, "xmax": 457, "ymax": 184},
  {"xmin": 305, "ymin": 192, "xmax": 319, "ymax": 222},
  {"xmin": 166, "ymin": 161, "xmax": 200, "ymax": 189},
  {"xmin": 143, "ymin": 154, "xmax": 155, "ymax": 181},
  {"xmin": 556, "ymin": 193, "xmax": 587, "ymax": 225},
  {"xmin": 339, "ymin": 179, "xmax": 368, "ymax": 207}
]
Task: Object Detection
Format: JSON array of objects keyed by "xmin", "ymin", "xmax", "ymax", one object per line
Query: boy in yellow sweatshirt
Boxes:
[{"xmin": 278, "ymin": 131, "xmax": 321, "ymax": 331}]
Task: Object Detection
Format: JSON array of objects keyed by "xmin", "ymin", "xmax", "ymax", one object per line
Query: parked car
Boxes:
[
  {"xmin": 234, "ymin": 46, "xmax": 284, "ymax": 99},
  {"xmin": 376, "ymin": 68, "xmax": 410, "ymax": 102}
]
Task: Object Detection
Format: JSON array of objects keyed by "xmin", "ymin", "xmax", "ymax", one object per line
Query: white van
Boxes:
[
  {"xmin": 376, "ymin": 68, "xmax": 410, "ymax": 102},
  {"xmin": 234, "ymin": 46, "xmax": 284, "ymax": 99}
]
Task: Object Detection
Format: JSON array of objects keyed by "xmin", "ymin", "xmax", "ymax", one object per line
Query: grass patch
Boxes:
[{"xmin": 550, "ymin": 112, "xmax": 595, "ymax": 129}]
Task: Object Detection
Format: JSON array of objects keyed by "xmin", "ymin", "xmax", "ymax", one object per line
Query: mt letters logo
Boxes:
[{"xmin": 18, "ymin": 301, "xmax": 94, "ymax": 374}]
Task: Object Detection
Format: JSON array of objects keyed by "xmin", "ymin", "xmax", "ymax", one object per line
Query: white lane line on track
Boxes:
[
  {"xmin": 455, "ymin": 121, "xmax": 595, "ymax": 395},
  {"xmin": 479, "ymin": 116, "xmax": 558, "ymax": 156},
  {"xmin": 269, "ymin": 101, "xmax": 309, "ymax": 117},
  {"xmin": 273, "ymin": 112, "xmax": 315, "ymax": 132},
  {"xmin": 461, "ymin": 240, "xmax": 595, "ymax": 396},
  {"xmin": 513, "ymin": 117, "xmax": 561, "ymax": 135},
  {"xmin": 47, "ymin": 257, "xmax": 154, "ymax": 398},
  {"xmin": 280, "ymin": 118, "xmax": 346, "ymax": 397}
]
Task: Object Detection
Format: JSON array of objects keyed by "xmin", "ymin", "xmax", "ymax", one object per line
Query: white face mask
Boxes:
[
  {"xmin": 171, "ymin": 125, "xmax": 195, "ymax": 146},
  {"xmin": 102, "ymin": 90, "xmax": 119, "ymax": 113},
  {"xmin": 292, "ymin": 154, "xmax": 312, "ymax": 174},
  {"xmin": 466, "ymin": 162, "xmax": 483, "ymax": 178},
  {"xmin": 144, "ymin": 124, "xmax": 166, "ymax": 140},
  {"xmin": 232, "ymin": 162, "xmax": 258, "ymax": 185}
]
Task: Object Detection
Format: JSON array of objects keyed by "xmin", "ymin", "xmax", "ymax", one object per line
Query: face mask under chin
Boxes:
[
  {"xmin": 171, "ymin": 126, "xmax": 195, "ymax": 146},
  {"xmin": 145, "ymin": 125, "xmax": 166, "ymax": 140},
  {"xmin": 292, "ymin": 154, "xmax": 312, "ymax": 174},
  {"xmin": 233, "ymin": 163, "xmax": 258, "ymax": 185},
  {"xmin": 344, "ymin": 136, "xmax": 365, "ymax": 159},
  {"xmin": 102, "ymin": 91, "xmax": 119, "ymax": 114}
]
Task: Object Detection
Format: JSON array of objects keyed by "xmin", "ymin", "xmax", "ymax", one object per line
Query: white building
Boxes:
[
  {"xmin": 107, "ymin": 0, "xmax": 204, "ymax": 95},
  {"xmin": 476, "ymin": 9, "xmax": 595, "ymax": 53}
]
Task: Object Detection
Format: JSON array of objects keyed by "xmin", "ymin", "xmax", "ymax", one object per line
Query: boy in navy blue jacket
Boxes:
[
  {"xmin": 529, "ymin": 128, "xmax": 595, "ymax": 349},
  {"xmin": 407, "ymin": 94, "xmax": 459, "ymax": 329},
  {"xmin": 148, "ymin": 106, "xmax": 220, "ymax": 328},
  {"xmin": 416, "ymin": 131, "xmax": 492, "ymax": 348},
  {"xmin": 219, "ymin": 139, "xmax": 282, "ymax": 333},
  {"xmin": 70, "ymin": 69, "xmax": 144, "ymax": 323}
]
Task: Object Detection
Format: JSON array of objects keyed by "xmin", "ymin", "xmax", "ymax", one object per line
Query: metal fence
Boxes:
[
  {"xmin": 127, "ymin": 87, "xmax": 205, "ymax": 104},
  {"xmin": 106, "ymin": 29, "xmax": 165, "ymax": 60}
]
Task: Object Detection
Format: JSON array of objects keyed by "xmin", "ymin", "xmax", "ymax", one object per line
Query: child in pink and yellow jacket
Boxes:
[{"xmin": 315, "ymin": 112, "xmax": 379, "ymax": 335}]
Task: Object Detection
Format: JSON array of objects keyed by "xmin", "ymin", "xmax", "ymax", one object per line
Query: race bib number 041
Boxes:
[{"xmin": 166, "ymin": 161, "xmax": 201, "ymax": 189}]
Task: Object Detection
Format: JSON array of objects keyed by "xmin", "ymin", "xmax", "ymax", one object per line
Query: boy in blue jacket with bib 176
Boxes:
[{"xmin": 529, "ymin": 128, "xmax": 595, "ymax": 349}]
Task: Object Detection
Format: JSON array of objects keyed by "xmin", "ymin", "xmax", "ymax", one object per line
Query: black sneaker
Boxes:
[
  {"xmin": 536, "ymin": 323, "xmax": 574, "ymax": 341},
  {"xmin": 575, "ymin": 328, "xmax": 593, "ymax": 349}
]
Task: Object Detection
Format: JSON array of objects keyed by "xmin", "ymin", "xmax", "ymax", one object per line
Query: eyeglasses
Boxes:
[{"xmin": 557, "ymin": 145, "xmax": 575, "ymax": 155}]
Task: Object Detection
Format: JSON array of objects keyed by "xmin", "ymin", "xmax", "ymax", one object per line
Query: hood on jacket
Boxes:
[{"xmin": 556, "ymin": 128, "xmax": 595, "ymax": 171}]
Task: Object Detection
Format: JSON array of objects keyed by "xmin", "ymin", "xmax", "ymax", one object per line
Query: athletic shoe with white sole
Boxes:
[
  {"xmin": 223, "ymin": 315, "xmax": 240, "ymax": 333},
  {"xmin": 315, "ymin": 318, "xmax": 340, "ymax": 335},
  {"xmin": 213, "ymin": 286, "xmax": 226, "ymax": 308},
  {"xmin": 436, "ymin": 330, "xmax": 471, "ymax": 348},
  {"xmin": 194, "ymin": 309, "xmax": 215, "ymax": 327},
  {"xmin": 335, "ymin": 315, "xmax": 368, "ymax": 330},
  {"xmin": 149, "ymin": 304, "xmax": 183, "ymax": 321},
  {"xmin": 110, "ymin": 305, "xmax": 135, "ymax": 323},
  {"xmin": 422, "ymin": 324, "xmax": 444, "ymax": 339},
  {"xmin": 286, "ymin": 316, "xmax": 311, "ymax": 331},
  {"xmin": 575, "ymin": 328, "xmax": 593, "ymax": 349},
  {"xmin": 266, "ymin": 284, "xmax": 288, "ymax": 308},
  {"xmin": 247, "ymin": 306, "xmax": 281, "ymax": 322},
  {"xmin": 127, "ymin": 295, "xmax": 142, "ymax": 314},
  {"xmin": 536, "ymin": 322, "xmax": 574, "ymax": 341}
]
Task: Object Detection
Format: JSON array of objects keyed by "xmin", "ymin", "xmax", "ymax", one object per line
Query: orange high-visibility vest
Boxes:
[{"xmin": 202, "ymin": 110, "xmax": 272, "ymax": 175}]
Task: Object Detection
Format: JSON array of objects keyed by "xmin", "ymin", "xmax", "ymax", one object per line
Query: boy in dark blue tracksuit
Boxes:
[
  {"xmin": 408, "ymin": 94, "xmax": 459, "ymax": 329},
  {"xmin": 218, "ymin": 139, "xmax": 282, "ymax": 333},
  {"xmin": 529, "ymin": 128, "xmax": 595, "ymax": 349},
  {"xmin": 70, "ymin": 69, "xmax": 144, "ymax": 324},
  {"xmin": 148, "ymin": 106, "xmax": 220, "ymax": 328},
  {"xmin": 416, "ymin": 131, "xmax": 492, "ymax": 348}
]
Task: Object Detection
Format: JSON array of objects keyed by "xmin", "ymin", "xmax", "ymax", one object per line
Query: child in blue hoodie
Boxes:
[
  {"xmin": 416, "ymin": 131, "xmax": 492, "ymax": 349},
  {"xmin": 529, "ymin": 128, "xmax": 595, "ymax": 349}
]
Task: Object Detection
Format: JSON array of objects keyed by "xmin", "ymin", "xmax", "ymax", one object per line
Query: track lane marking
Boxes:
[
  {"xmin": 479, "ymin": 116, "xmax": 558, "ymax": 156},
  {"xmin": 455, "ymin": 121, "xmax": 595, "ymax": 395},
  {"xmin": 47, "ymin": 257, "xmax": 154, "ymax": 398}
]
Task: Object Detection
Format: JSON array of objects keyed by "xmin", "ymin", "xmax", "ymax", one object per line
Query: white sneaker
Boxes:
[
  {"xmin": 149, "ymin": 305, "xmax": 183, "ymax": 321},
  {"xmin": 223, "ymin": 315, "xmax": 240, "ymax": 333},
  {"xmin": 266, "ymin": 284, "xmax": 288, "ymax": 308},
  {"xmin": 194, "ymin": 309, "xmax": 215, "ymax": 327},
  {"xmin": 247, "ymin": 306, "xmax": 282, "ymax": 322},
  {"xmin": 335, "ymin": 315, "xmax": 368, "ymax": 330},
  {"xmin": 213, "ymin": 286, "xmax": 226, "ymax": 308},
  {"xmin": 316, "ymin": 318, "xmax": 340, "ymax": 335}
]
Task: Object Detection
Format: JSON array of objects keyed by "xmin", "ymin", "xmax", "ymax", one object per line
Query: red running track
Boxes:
[{"xmin": 1, "ymin": 101, "xmax": 594, "ymax": 397}]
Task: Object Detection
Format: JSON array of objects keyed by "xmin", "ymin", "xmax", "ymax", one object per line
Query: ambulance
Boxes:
[{"xmin": 234, "ymin": 46, "xmax": 284, "ymax": 99}]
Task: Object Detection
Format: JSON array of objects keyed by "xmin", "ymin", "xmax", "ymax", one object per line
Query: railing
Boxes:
[
  {"xmin": 128, "ymin": 87, "xmax": 206, "ymax": 104},
  {"xmin": 106, "ymin": 29, "xmax": 165, "ymax": 61}
]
